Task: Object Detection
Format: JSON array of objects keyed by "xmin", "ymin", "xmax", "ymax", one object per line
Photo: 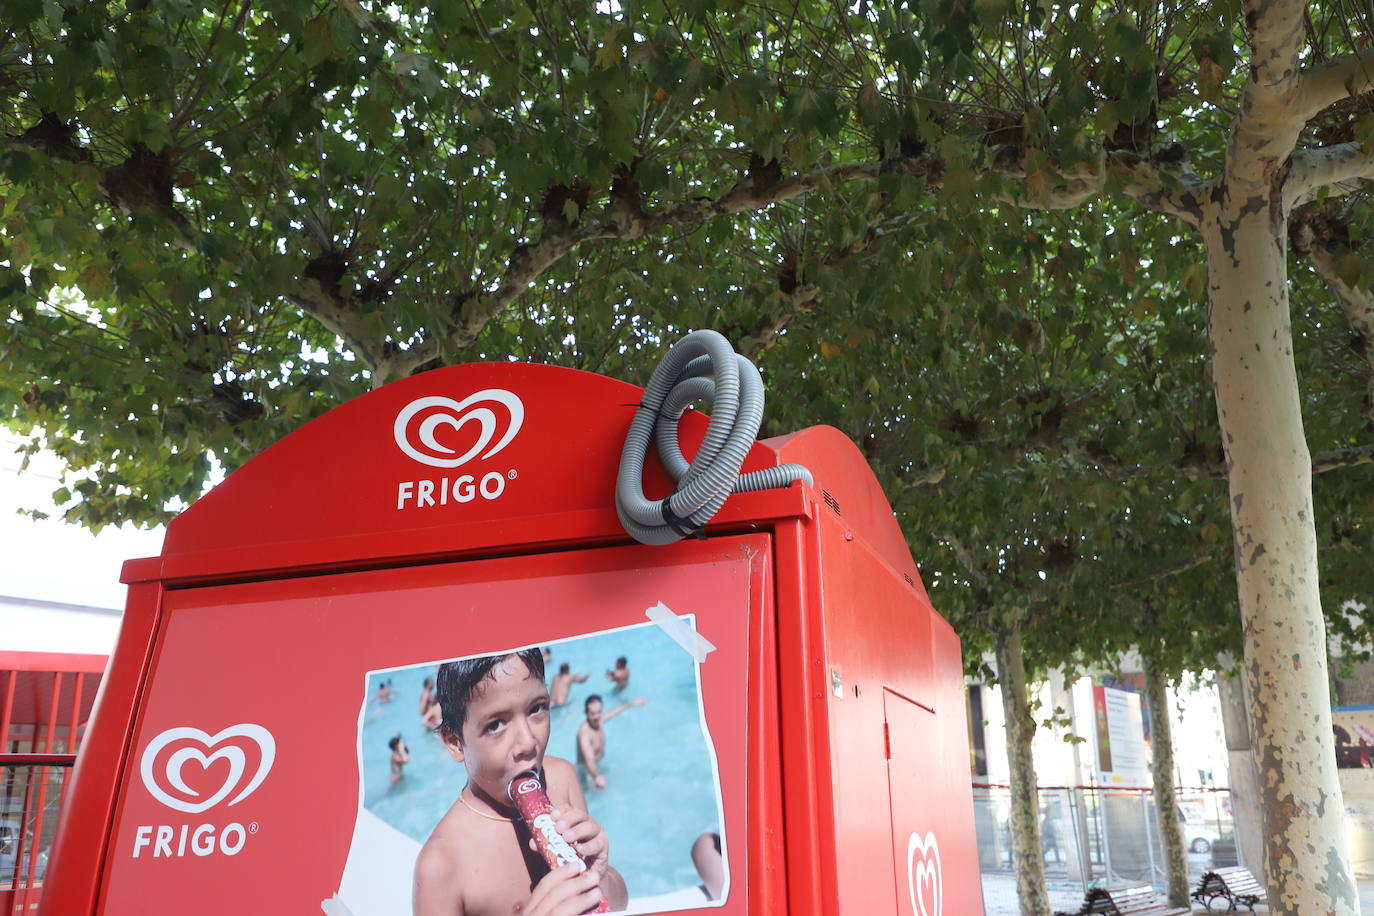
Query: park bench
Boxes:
[
  {"xmin": 1076, "ymin": 885, "xmax": 1192, "ymax": 915},
  {"xmin": 1192, "ymin": 867, "xmax": 1264, "ymax": 912}
]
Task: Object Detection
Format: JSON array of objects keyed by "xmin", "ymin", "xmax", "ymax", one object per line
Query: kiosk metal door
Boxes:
[{"xmin": 97, "ymin": 536, "xmax": 769, "ymax": 916}]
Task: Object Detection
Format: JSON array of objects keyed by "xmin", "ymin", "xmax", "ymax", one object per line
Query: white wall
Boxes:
[
  {"xmin": 1, "ymin": 429, "xmax": 165, "ymax": 608},
  {"xmin": 0, "ymin": 596, "xmax": 122, "ymax": 655},
  {"xmin": 1, "ymin": 429, "xmax": 165, "ymax": 651}
]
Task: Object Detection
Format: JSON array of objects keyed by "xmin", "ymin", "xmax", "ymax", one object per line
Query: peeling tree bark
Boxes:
[
  {"xmin": 994, "ymin": 626, "xmax": 1050, "ymax": 916},
  {"xmin": 1203, "ymin": 188, "xmax": 1358, "ymax": 912},
  {"xmin": 1142, "ymin": 654, "xmax": 1188, "ymax": 907},
  {"xmin": 1218, "ymin": 666, "xmax": 1269, "ymax": 888},
  {"xmin": 1192, "ymin": 0, "xmax": 1361, "ymax": 908}
]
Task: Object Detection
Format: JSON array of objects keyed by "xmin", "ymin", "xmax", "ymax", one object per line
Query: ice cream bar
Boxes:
[{"xmin": 509, "ymin": 770, "xmax": 611, "ymax": 914}]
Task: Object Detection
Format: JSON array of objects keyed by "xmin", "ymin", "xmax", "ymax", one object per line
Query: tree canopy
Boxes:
[{"xmin": 1, "ymin": 0, "xmax": 1369, "ymax": 509}]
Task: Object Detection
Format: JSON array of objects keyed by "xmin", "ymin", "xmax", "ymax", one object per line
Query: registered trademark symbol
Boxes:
[
  {"xmin": 249, "ymin": 822, "xmax": 259, "ymax": 834},
  {"xmin": 507, "ymin": 469, "xmax": 517, "ymax": 479}
]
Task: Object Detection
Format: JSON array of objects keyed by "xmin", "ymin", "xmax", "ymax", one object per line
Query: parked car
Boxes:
[
  {"xmin": 1185, "ymin": 823, "xmax": 1222, "ymax": 854},
  {"xmin": 0, "ymin": 818, "xmax": 49, "ymax": 882},
  {"xmin": 1176, "ymin": 803, "xmax": 1226, "ymax": 854}
]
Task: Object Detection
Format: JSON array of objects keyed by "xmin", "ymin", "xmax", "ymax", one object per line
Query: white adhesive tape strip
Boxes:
[
  {"xmin": 645, "ymin": 601, "xmax": 717, "ymax": 663},
  {"xmin": 320, "ymin": 895, "xmax": 357, "ymax": 916}
]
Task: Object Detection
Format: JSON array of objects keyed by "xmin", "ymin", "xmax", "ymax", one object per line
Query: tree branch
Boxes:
[
  {"xmin": 1244, "ymin": 0, "xmax": 1307, "ymax": 95},
  {"xmin": 734, "ymin": 204, "xmax": 910, "ymax": 358},
  {"xmin": 372, "ymin": 160, "xmax": 898, "ymax": 381},
  {"xmin": 897, "ymin": 435, "xmax": 1368, "ymax": 493},
  {"xmin": 901, "ymin": 465, "xmax": 948, "ymax": 487},
  {"xmin": 737, "ymin": 284, "xmax": 821, "ymax": 359},
  {"xmin": 996, "ymin": 175, "xmax": 1104, "ymax": 211},
  {"xmin": 938, "ymin": 532, "xmax": 991, "ymax": 588},
  {"xmin": 1292, "ymin": 208, "xmax": 1374, "ymax": 425},
  {"xmin": 644, "ymin": 160, "xmax": 889, "ymax": 230},
  {"xmin": 1298, "ymin": 48, "xmax": 1374, "ymax": 122},
  {"xmin": 6, "ymin": 103, "xmax": 1205, "ymax": 383},
  {"xmin": 287, "ymin": 279, "xmax": 386, "ymax": 371},
  {"xmin": 1312, "ymin": 444, "xmax": 1374, "ymax": 473},
  {"xmin": 998, "ymin": 150, "xmax": 1207, "ymax": 227},
  {"xmin": 1117, "ymin": 162, "xmax": 1209, "ymax": 228},
  {"xmin": 380, "ymin": 149, "xmax": 1210, "ymax": 376},
  {"xmin": 1111, "ymin": 553, "xmax": 1215, "ymax": 589},
  {"xmin": 1285, "ymin": 143, "xmax": 1374, "ymax": 209},
  {"xmin": 8, "ymin": 119, "xmax": 199, "ymax": 250},
  {"xmin": 1227, "ymin": 0, "xmax": 1309, "ymax": 187}
]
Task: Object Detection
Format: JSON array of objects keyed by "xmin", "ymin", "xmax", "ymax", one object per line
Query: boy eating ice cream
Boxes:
[{"xmin": 413, "ymin": 648, "xmax": 627, "ymax": 916}]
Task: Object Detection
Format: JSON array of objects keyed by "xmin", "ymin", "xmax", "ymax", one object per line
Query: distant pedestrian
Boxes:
[{"xmin": 1041, "ymin": 813, "xmax": 1061, "ymax": 864}]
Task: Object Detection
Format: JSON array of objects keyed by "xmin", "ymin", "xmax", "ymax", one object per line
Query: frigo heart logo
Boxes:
[
  {"xmin": 139, "ymin": 725, "xmax": 276, "ymax": 814},
  {"xmin": 907, "ymin": 830, "xmax": 943, "ymax": 916},
  {"xmin": 393, "ymin": 390, "xmax": 524, "ymax": 468}
]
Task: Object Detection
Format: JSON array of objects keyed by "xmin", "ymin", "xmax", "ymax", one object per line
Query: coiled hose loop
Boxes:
[{"xmin": 616, "ymin": 330, "xmax": 813, "ymax": 545}]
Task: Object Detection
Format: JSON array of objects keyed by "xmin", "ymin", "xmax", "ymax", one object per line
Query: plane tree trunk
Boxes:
[
  {"xmin": 1202, "ymin": 181, "xmax": 1357, "ymax": 911},
  {"xmin": 996, "ymin": 625, "xmax": 1050, "ymax": 916},
  {"xmin": 1143, "ymin": 653, "xmax": 1189, "ymax": 907}
]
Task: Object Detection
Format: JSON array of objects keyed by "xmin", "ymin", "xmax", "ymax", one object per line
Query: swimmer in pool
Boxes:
[
  {"xmin": 414, "ymin": 649, "xmax": 627, "ymax": 916},
  {"xmin": 375, "ymin": 679, "xmax": 399, "ymax": 707},
  {"xmin": 421, "ymin": 693, "xmax": 443, "ymax": 730},
  {"xmin": 549, "ymin": 663, "xmax": 590, "ymax": 708},
  {"xmin": 576, "ymin": 693, "xmax": 646, "ymax": 791},
  {"xmin": 389, "ymin": 733, "xmax": 410, "ymax": 784},
  {"xmin": 691, "ymin": 832, "xmax": 725, "ymax": 901},
  {"xmin": 605, "ymin": 656, "xmax": 630, "ymax": 692},
  {"xmin": 419, "ymin": 676, "xmax": 436, "ymax": 715}
]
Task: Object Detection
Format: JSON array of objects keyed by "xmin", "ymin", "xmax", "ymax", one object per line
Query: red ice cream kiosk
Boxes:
[{"xmin": 41, "ymin": 358, "xmax": 983, "ymax": 915}]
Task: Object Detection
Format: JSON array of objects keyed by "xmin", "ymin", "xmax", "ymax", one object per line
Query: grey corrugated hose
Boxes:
[{"xmin": 616, "ymin": 329, "xmax": 813, "ymax": 545}]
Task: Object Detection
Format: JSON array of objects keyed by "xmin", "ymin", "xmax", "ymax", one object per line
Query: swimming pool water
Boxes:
[{"xmin": 359, "ymin": 621, "xmax": 725, "ymax": 898}]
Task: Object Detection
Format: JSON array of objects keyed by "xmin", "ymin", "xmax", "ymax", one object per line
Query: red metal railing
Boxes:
[
  {"xmin": 1, "ymin": 663, "xmax": 100, "ymax": 915},
  {"xmin": 1, "ymin": 761, "xmax": 73, "ymax": 914}
]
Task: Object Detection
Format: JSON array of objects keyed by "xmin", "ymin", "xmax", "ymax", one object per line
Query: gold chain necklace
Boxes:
[{"xmin": 459, "ymin": 793, "xmax": 514, "ymax": 823}]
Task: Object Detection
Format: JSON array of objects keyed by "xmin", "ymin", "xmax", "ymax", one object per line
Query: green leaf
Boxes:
[
  {"xmin": 595, "ymin": 26, "xmax": 624, "ymax": 68},
  {"xmin": 301, "ymin": 16, "xmax": 334, "ymax": 67},
  {"xmin": 79, "ymin": 264, "xmax": 114, "ymax": 300},
  {"xmin": 884, "ymin": 32, "xmax": 923, "ymax": 73},
  {"xmin": 784, "ymin": 88, "xmax": 845, "ymax": 138}
]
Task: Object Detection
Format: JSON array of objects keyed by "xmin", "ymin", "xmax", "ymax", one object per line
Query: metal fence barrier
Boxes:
[
  {"xmin": 972, "ymin": 783, "xmax": 1239, "ymax": 895},
  {"xmin": 1, "ymin": 758, "xmax": 75, "ymax": 914}
]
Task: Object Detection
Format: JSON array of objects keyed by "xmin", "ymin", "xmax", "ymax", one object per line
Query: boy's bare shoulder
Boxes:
[
  {"xmin": 413, "ymin": 807, "xmax": 469, "ymax": 915},
  {"xmin": 545, "ymin": 754, "xmax": 576, "ymax": 781},
  {"xmin": 543, "ymin": 756, "xmax": 585, "ymax": 808}
]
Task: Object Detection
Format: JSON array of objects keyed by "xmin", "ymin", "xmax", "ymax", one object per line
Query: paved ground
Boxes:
[{"xmin": 979, "ymin": 872, "xmax": 1374, "ymax": 914}]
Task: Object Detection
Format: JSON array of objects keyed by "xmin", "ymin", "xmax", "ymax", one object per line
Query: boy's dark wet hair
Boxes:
[
  {"xmin": 388, "ymin": 735, "xmax": 402, "ymax": 751},
  {"xmin": 559, "ymin": 662, "xmax": 570, "ymax": 674},
  {"xmin": 585, "ymin": 693, "xmax": 603, "ymax": 713},
  {"xmin": 615, "ymin": 656, "xmax": 627, "ymax": 668},
  {"xmin": 436, "ymin": 648, "xmax": 545, "ymax": 741}
]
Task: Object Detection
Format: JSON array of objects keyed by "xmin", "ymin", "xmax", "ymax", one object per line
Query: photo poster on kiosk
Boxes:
[{"xmin": 99, "ymin": 537, "xmax": 760, "ymax": 916}]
